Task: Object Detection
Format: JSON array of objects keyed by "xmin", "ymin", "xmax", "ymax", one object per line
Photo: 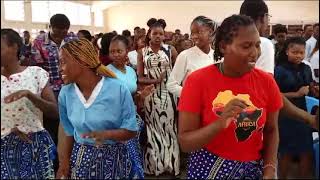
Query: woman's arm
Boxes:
[
  {"xmin": 262, "ymin": 111, "xmax": 280, "ymax": 179},
  {"xmin": 137, "ymin": 49, "xmax": 164, "ymax": 85},
  {"xmin": 4, "ymin": 83, "xmax": 58, "ymax": 120},
  {"xmin": 56, "ymin": 131, "xmax": 74, "ymax": 179},
  {"xmin": 178, "ymin": 99, "xmax": 247, "ymax": 152}
]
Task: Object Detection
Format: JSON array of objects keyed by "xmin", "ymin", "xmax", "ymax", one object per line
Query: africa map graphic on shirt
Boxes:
[{"xmin": 212, "ymin": 90, "xmax": 263, "ymax": 142}]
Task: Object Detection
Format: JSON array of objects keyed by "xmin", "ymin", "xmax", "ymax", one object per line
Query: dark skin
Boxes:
[
  {"xmin": 190, "ymin": 21, "xmax": 213, "ymax": 54},
  {"xmin": 278, "ymin": 43, "xmax": 315, "ymax": 179},
  {"xmin": 109, "ymin": 40, "xmax": 129, "ymax": 72},
  {"xmin": 179, "ymin": 25, "xmax": 278, "ymax": 179},
  {"xmin": 56, "ymin": 49, "xmax": 136, "ymax": 178},
  {"xmin": 1, "ymin": 38, "xmax": 58, "ymax": 120},
  {"xmin": 49, "ymin": 25, "xmax": 69, "ymax": 46},
  {"xmin": 304, "ymin": 26, "xmax": 313, "ymax": 40},
  {"xmin": 253, "ymin": 13, "xmax": 317, "ymax": 130},
  {"xmin": 137, "ymin": 26, "xmax": 178, "ymax": 85}
]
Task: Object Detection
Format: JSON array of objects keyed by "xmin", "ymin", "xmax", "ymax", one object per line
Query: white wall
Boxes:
[
  {"xmin": 103, "ymin": 1, "xmax": 319, "ymax": 34},
  {"xmin": 1, "ymin": 0, "xmax": 104, "ymax": 37}
]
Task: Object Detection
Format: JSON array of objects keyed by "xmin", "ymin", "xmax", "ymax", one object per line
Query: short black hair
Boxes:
[
  {"xmin": 314, "ymin": 23, "xmax": 319, "ymax": 28},
  {"xmin": 100, "ymin": 32, "xmax": 117, "ymax": 56},
  {"xmin": 134, "ymin": 26, "xmax": 140, "ymax": 31},
  {"xmin": 50, "ymin": 14, "xmax": 70, "ymax": 29},
  {"xmin": 240, "ymin": 0, "xmax": 268, "ymax": 21},
  {"xmin": 214, "ymin": 14, "xmax": 255, "ymax": 62},
  {"xmin": 304, "ymin": 24, "xmax": 312, "ymax": 31},
  {"xmin": 1, "ymin": 28, "xmax": 23, "ymax": 57},
  {"xmin": 23, "ymin": 30, "xmax": 30, "ymax": 34},
  {"xmin": 78, "ymin": 30, "xmax": 92, "ymax": 41},
  {"xmin": 110, "ymin": 35, "xmax": 129, "ymax": 48},
  {"xmin": 39, "ymin": 30, "xmax": 45, "ymax": 33},
  {"xmin": 273, "ymin": 24, "xmax": 287, "ymax": 35},
  {"xmin": 122, "ymin": 30, "xmax": 131, "ymax": 37},
  {"xmin": 276, "ymin": 36, "xmax": 306, "ymax": 65}
]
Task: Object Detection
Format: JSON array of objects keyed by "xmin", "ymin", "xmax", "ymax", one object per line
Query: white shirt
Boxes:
[
  {"xmin": 1, "ymin": 66, "xmax": 49, "ymax": 138},
  {"xmin": 256, "ymin": 37, "xmax": 275, "ymax": 74},
  {"xmin": 167, "ymin": 46, "xmax": 214, "ymax": 97},
  {"xmin": 304, "ymin": 36, "xmax": 317, "ymax": 62},
  {"xmin": 128, "ymin": 50, "xmax": 138, "ymax": 69},
  {"xmin": 310, "ymin": 50, "xmax": 319, "ymax": 83}
]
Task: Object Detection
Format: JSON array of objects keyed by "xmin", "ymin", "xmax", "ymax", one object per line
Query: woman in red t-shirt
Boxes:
[{"xmin": 178, "ymin": 15, "xmax": 283, "ymax": 179}]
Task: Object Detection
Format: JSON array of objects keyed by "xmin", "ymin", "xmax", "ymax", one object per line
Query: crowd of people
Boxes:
[{"xmin": 1, "ymin": 0, "xmax": 319, "ymax": 179}]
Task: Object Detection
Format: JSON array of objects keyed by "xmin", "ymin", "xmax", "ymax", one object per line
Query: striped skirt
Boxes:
[
  {"xmin": 1, "ymin": 130, "xmax": 56, "ymax": 179},
  {"xmin": 70, "ymin": 142, "xmax": 140, "ymax": 179},
  {"xmin": 187, "ymin": 149, "xmax": 263, "ymax": 179}
]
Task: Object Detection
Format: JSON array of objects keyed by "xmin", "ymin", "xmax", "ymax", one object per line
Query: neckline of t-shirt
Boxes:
[
  {"xmin": 1, "ymin": 66, "xmax": 30, "ymax": 80},
  {"xmin": 213, "ymin": 64, "xmax": 252, "ymax": 80},
  {"xmin": 109, "ymin": 64, "xmax": 129, "ymax": 75},
  {"xmin": 73, "ymin": 76, "xmax": 105, "ymax": 109}
]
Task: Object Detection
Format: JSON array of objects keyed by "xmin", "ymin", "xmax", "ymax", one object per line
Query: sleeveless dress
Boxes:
[{"xmin": 142, "ymin": 45, "xmax": 180, "ymax": 176}]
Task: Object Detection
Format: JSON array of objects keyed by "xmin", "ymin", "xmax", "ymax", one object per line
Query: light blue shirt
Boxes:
[
  {"xmin": 58, "ymin": 77, "xmax": 138, "ymax": 145},
  {"xmin": 107, "ymin": 64, "xmax": 137, "ymax": 94}
]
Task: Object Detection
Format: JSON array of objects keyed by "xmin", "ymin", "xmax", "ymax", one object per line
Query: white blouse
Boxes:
[
  {"xmin": 1, "ymin": 66, "xmax": 49, "ymax": 138},
  {"xmin": 167, "ymin": 46, "xmax": 215, "ymax": 97}
]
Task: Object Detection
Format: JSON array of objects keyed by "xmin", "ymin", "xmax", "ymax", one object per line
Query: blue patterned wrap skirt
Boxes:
[
  {"xmin": 1, "ymin": 130, "xmax": 56, "ymax": 179},
  {"xmin": 187, "ymin": 149, "xmax": 263, "ymax": 179}
]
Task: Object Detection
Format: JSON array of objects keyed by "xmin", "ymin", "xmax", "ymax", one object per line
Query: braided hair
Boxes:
[
  {"xmin": 214, "ymin": 14, "xmax": 255, "ymax": 62},
  {"xmin": 276, "ymin": 36, "xmax": 306, "ymax": 66},
  {"xmin": 145, "ymin": 18, "xmax": 167, "ymax": 46},
  {"xmin": 191, "ymin": 16, "xmax": 218, "ymax": 46},
  {"xmin": 61, "ymin": 38, "xmax": 116, "ymax": 78}
]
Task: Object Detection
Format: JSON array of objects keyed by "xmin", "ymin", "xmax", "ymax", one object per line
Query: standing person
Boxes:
[
  {"xmin": 99, "ymin": 32, "xmax": 116, "ymax": 66},
  {"xmin": 1, "ymin": 29, "xmax": 58, "ymax": 179},
  {"xmin": 77, "ymin": 30, "xmax": 92, "ymax": 42},
  {"xmin": 305, "ymin": 23, "xmax": 319, "ymax": 62},
  {"xmin": 137, "ymin": 18, "xmax": 179, "ymax": 176},
  {"xmin": 303, "ymin": 25, "xmax": 314, "ymax": 41},
  {"xmin": 128, "ymin": 34, "xmax": 145, "ymax": 70},
  {"xmin": 31, "ymin": 14, "xmax": 77, "ymax": 172},
  {"xmin": 275, "ymin": 37, "xmax": 315, "ymax": 178},
  {"xmin": 20, "ymin": 30, "xmax": 32, "ymax": 66},
  {"xmin": 134, "ymin": 26, "xmax": 141, "ymax": 37},
  {"xmin": 107, "ymin": 35, "xmax": 144, "ymax": 178},
  {"xmin": 56, "ymin": 38, "xmax": 138, "ymax": 179},
  {"xmin": 240, "ymin": 0, "xmax": 317, "ymax": 134},
  {"xmin": 167, "ymin": 16, "xmax": 218, "ymax": 97},
  {"xmin": 273, "ymin": 24, "xmax": 288, "ymax": 63},
  {"xmin": 178, "ymin": 15, "xmax": 283, "ymax": 179}
]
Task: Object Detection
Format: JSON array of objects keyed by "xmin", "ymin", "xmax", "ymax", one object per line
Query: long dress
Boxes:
[{"xmin": 142, "ymin": 45, "xmax": 180, "ymax": 176}]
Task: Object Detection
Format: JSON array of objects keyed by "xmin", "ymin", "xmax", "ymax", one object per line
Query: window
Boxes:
[
  {"xmin": 94, "ymin": 10, "xmax": 104, "ymax": 27},
  {"xmin": 4, "ymin": 1, "xmax": 24, "ymax": 21},
  {"xmin": 31, "ymin": 1, "xmax": 49, "ymax": 23},
  {"xmin": 31, "ymin": 1, "xmax": 91, "ymax": 26}
]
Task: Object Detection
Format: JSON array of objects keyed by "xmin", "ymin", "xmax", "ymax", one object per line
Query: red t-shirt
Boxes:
[{"xmin": 178, "ymin": 65, "xmax": 283, "ymax": 162}]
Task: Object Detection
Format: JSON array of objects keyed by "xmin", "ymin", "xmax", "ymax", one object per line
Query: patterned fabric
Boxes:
[
  {"xmin": 31, "ymin": 33, "xmax": 77, "ymax": 93},
  {"xmin": 70, "ymin": 142, "xmax": 135, "ymax": 179},
  {"xmin": 1, "ymin": 130, "xmax": 56, "ymax": 179},
  {"xmin": 187, "ymin": 149, "xmax": 263, "ymax": 179},
  {"xmin": 126, "ymin": 113, "xmax": 145, "ymax": 179},
  {"xmin": 20, "ymin": 43, "xmax": 32, "ymax": 64},
  {"xmin": 142, "ymin": 45, "xmax": 180, "ymax": 176},
  {"xmin": 1, "ymin": 67, "xmax": 49, "ymax": 138}
]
